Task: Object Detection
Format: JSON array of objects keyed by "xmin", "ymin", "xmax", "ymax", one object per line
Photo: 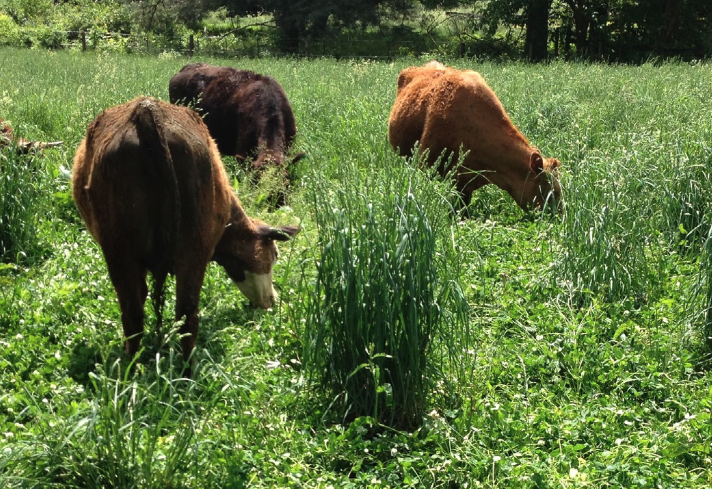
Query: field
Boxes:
[{"xmin": 1, "ymin": 47, "xmax": 712, "ymax": 488}]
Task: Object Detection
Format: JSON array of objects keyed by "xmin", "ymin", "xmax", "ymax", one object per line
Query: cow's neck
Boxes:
[{"xmin": 228, "ymin": 197, "xmax": 252, "ymax": 229}]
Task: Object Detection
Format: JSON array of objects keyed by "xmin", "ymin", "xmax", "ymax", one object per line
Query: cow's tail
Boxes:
[{"xmin": 131, "ymin": 97, "xmax": 180, "ymax": 271}]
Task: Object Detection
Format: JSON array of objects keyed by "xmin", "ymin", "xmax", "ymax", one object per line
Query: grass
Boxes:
[
  {"xmin": 299, "ymin": 152, "xmax": 470, "ymax": 429},
  {"xmin": 0, "ymin": 148, "xmax": 49, "ymax": 264},
  {"xmin": 0, "ymin": 48, "xmax": 711, "ymax": 487}
]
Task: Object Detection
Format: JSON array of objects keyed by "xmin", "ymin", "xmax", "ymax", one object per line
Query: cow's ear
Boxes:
[
  {"xmin": 396, "ymin": 69, "xmax": 416, "ymax": 92},
  {"xmin": 530, "ymin": 153, "xmax": 545, "ymax": 173},
  {"xmin": 258, "ymin": 225, "xmax": 300, "ymax": 242}
]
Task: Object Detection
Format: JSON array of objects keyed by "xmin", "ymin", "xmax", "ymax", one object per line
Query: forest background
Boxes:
[{"xmin": 0, "ymin": 0, "xmax": 710, "ymax": 62}]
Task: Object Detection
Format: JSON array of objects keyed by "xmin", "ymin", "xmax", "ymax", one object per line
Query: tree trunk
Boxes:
[
  {"xmin": 658, "ymin": 0, "xmax": 683, "ymax": 56},
  {"xmin": 565, "ymin": 0, "xmax": 591, "ymax": 56},
  {"xmin": 273, "ymin": 12, "xmax": 302, "ymax": 53},
  {"xmin": 525, "ymin": 0, "xmax": 552, "ymax": 62},
  {"xmin": 588, "ymin": 1, "xmax": 609, "ymax": 59}
]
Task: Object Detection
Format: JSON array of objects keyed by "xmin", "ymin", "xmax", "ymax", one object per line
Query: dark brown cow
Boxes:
[
  {"xmin": 1, "ymin": 118, "xmax": 62, "ymax": 152},
  {"xmin": 388, "ymin": 61, "xmax": 561, "ymax": 211},
  {"xmin": 72, "ymin": 97, "xmax": 299, "ymax": 369},
  {"xmin": 168, "ymin": 62, "xmax": 304, "ymax": 170}
]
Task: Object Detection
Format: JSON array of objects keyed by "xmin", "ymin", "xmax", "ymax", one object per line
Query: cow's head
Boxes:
[
  {"xmin": 521, "ymin": 152, "xmax": 561, "ymax": 212},
  {"xmin": 213, "ymin": 222, "xmax": 300, "ymax": 308},
  {"xmin": 251, "ymin": 149, "xmax": 286, "ymax": 171}
]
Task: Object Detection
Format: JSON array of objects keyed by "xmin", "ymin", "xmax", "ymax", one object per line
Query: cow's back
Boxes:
[
  {"xmin": 72, "ymin": 97, "xmax": 229, "ymax": 271},
  {"xmin": 389, "ymin": 66, "xmax": 520, "ymax": 165},
  {"xmin": 226, "ymin": 74, "xmax": 297, "ymax": 162},
  {"xmin": 388, "ymin": 62, "xmax": 561, "ymax": 211},
  {"xmin": 169, "ymin": 63, "xmax": 298, "ymax": 164}
]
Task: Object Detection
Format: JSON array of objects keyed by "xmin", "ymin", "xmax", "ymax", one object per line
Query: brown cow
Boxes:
[
  {"xmin": 168, "ymin": 63, "xmax": 304, "ymax": 170},
  {"xmin": 1, "ymin": 118, "xmax": 62, "ymax": 152},
  {"xmin": 388, "ymin": 61, "xmax": 561, "ymax": 211},
  {"xmin": 72, "ymin": 97, "xmax": 299, "ymax": 369}
]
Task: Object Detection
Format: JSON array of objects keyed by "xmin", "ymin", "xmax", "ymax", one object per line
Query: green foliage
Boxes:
[
  {"xmin": 0, "ymin": 0, "xmax": 131, "ymax": 49},
  {"xmin": 536, "ymin": 61, "xmax": 712, "ymax": 303},
  {"xmin": 659, "ymin": 148, "xmax": 712, "ymax": 255},
  {"xmin": 609, "ymin": 0, "xmax": 712, "ymax": 60},
  {"xmin": 558, "ymin": 150, "xmax": 655, "ymax": 303},
  {"xmin": 3, "ymin": 0, "xmax": 53, "ymax": 23},
  {"xmin": 53, "ymin": 0, "xmax": 132, "ymax": 33},
  {"xmin": 33, "ymin": 25, "xmax": 67, "ymax": 49},
  {"xmin": 0, "ymin": 149, "xmax": 50, "ymax": 263},
  {"xmin": 0, "ymin": 13, "xmax": 21, "ymax": 46},
  {"xmin": 0, "ymin": 348, "xmax": 232, "ymax": 487},
  {"xmin": 300, "ymin": 154, "xmax": 470, "ymax": 429},
  {"xmin": 2, "ymin": 0, "xmax": 711, "ymax": 60}
]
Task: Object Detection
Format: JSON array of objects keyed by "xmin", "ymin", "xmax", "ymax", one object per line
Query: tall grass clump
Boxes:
[
  {"xmin": 0, "ymin": 148, "xmax": 50, "ymax": 263},
  {"xmin": 556, "ymin": 148, "xmax": 658, "ymax": 304},
  {"xmin": 699, "ymin": 225, "xmax": 712, "ymax": 355},
  {"xmin": 658, "ymin": 144, "xmax": 712, "ymax": 255},
  {"xmin": 0, "ymin": 346, "xmax": 226, "ymax": 488},
  {"xmin": 300, "ymin": 153, "xmax": 471, "ymax": 430}
]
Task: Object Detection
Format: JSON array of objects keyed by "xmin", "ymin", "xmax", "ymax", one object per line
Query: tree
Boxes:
[
  {"xmin": 220, "ymin": 0, "xmax": 422, "ymax": 53},
  {"xmin": 559, "ymin": 0, "xmax": 609, "ymax": 56},
  {"xmin": 121, "ymin": 0, "xmax": 214, "ymax": 32},
  {"xmin": 525, "ymin": 0, "xmax": 553, "ymax": 60},
  {"xmin": 480, "ymin": 0, "xmax": 554, "ymax": 60},
  {"xmin": 578, "ymin": 0, "xmax": 712, "ymax": 60}
]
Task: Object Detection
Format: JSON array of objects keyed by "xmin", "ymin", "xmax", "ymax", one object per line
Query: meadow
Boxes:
[{"xmin": 0, "ymin": 47, "xmax": 711, "ymax": 487}]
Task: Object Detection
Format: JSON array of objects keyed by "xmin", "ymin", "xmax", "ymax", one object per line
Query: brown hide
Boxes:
[
  {"xmin": 72, "ymin": 97, "xmax": 298, "ymax": 369},
  {"xmin": 0, "ymin": 118, "xmax": 62, "ymax": 153},
  {"xmin": 168, "ymin": 63, "xmax": 303, "ymax": 170},
  {"xmin": 388, "ymin": 61, "xmax": 561, "ymax": 211}
]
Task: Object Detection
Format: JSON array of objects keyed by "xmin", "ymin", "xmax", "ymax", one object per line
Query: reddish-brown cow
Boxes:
[
  {"xmin": 168, "ymin": 62, "xmax": 304, "ymax": 170},
  {"xmin": 72, "ymin": 97, "xmax": 298, "ymax": 369},
  {"xmin": 388, "ymin": 61, "xmax": 561, "ymax": 211}
]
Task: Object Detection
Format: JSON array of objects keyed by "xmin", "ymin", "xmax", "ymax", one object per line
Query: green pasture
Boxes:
[{"xmin": 1, "ymin": 47, "xmax": 712, "ymax": 487}]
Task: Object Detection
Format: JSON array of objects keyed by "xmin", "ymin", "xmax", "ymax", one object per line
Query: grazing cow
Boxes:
[
  {"xmin": 388, "ymin": 61, "xmax": 561, "ymax": 211},
  {"xmin": 72, "ymin": 97, "xmax": 299, "ymax": 370},
  {"xmin": 168, "ymin": 62, "xmax": 304, "ymax": 170},
  {"xmin": 1, "ymin": 118, "xmax": 62, "ymax": 152}
]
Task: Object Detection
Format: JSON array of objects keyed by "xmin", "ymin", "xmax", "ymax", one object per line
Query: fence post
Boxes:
[
  {"xmin": 188, "ymin": 34, "xmax": 194, "ymax": 57},
  {"xmin": 81, "ymin": 31, "xmax": 86, "ymax": 52},
  {"xmin": 460, "ymin": 41, "xmax": 465, "ymax": 58}
]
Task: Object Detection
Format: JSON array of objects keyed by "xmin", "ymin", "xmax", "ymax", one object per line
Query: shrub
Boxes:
[
  {"xmin": 33, "ymin": 25, "xmax": 67, "ymax": 49},
  {"xmin": 0, "ymin": 14, "xmax": 22, "ymax": 46}
]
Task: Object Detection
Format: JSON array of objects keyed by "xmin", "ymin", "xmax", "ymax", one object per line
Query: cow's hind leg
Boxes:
[
  {"xmin": 105, "ymin": 258, "xmax": 148, "ymax": 357},
  {"xmin": 173, "ymin": 261, "xmax": 209, "ymax": 374},
  {"xmin": 151, "ymin": 269, "xmax": 169, "ymax": 335}
]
